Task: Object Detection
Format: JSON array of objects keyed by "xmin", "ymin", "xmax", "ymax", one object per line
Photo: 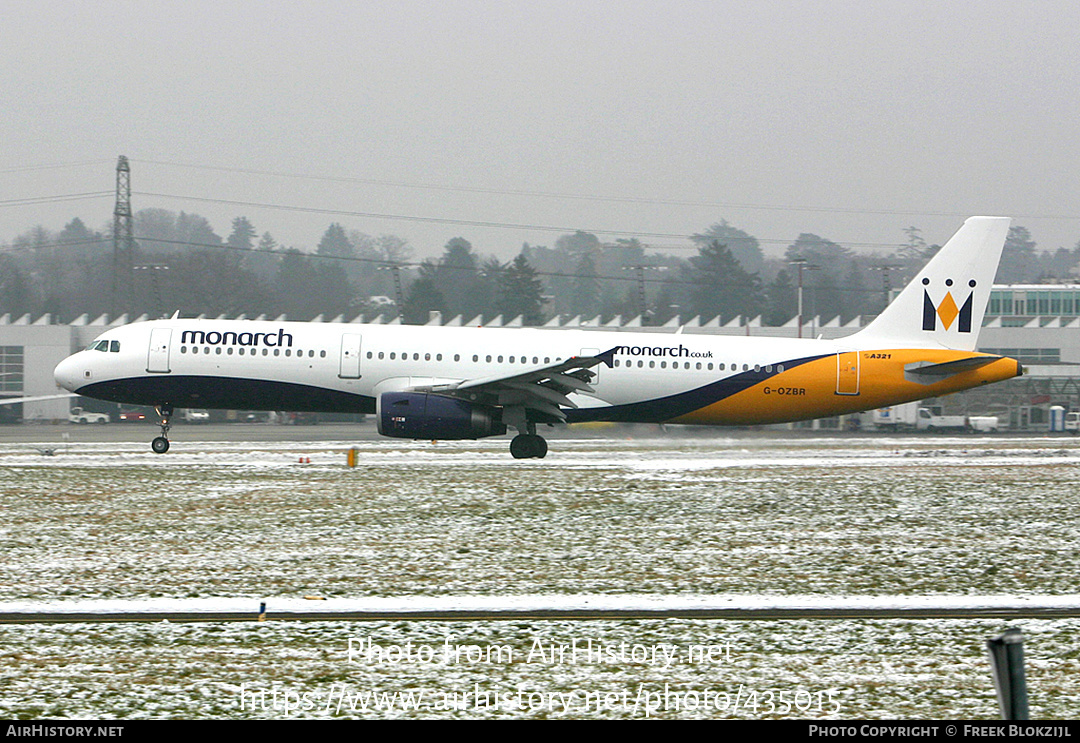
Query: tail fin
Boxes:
[{"xmin": 852, "ymin": 216, "xmax": 1010, "ymax": 351}]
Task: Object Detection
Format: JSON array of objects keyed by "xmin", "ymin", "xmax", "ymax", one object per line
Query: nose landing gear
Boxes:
[{"xmin": 151, "ymin": 404, "xmax": 173, "ymax": 454}]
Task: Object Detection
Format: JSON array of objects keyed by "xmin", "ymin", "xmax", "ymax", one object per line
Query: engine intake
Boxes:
[{"xmin": 377, "ymin": 392, "xmax": 506, "ymax": 440}]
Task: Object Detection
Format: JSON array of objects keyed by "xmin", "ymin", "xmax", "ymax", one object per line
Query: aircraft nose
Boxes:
[{"xmin": 54, "ymin": 354, "xmax": 84, "ymax": 392}]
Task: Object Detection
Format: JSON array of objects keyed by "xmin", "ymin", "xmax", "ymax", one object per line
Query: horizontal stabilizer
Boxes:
[{"xmin": 904, "ymin": 356, "xmax": 1006, "ymax": 384}]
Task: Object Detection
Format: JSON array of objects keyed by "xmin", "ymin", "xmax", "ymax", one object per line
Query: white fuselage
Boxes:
[{"xmin": 53, "ymin": 317, "xmax": 1018, "ymax": 429}]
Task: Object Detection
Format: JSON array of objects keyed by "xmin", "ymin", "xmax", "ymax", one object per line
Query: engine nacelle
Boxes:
[{"xmin": 377, "ymin": 392, "xmax": 506, "ymax": 440}]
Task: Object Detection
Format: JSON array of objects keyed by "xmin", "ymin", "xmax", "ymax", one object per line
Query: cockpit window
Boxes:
[{"xmin": 87, "ymin": 339, "xmax": 120, "ymax": 352}]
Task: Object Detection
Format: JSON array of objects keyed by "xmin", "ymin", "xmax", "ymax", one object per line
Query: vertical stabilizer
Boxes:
[{"xmin": 852, "ymin": 217, "xmax": 1010, "ymax": 351}]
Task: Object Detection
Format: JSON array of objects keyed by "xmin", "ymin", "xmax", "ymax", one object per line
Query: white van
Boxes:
[{"xmin": 1066, "ymin": 411, "xmax": 1080, "ymax": 435}]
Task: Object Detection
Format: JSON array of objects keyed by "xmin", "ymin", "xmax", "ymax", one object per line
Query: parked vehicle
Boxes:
[
  {"xmin": 117, "ymin": 407, "xmax": 149, "ymax": 423},
  {"xmin": 918, "ymin": 407, "xmax": 968, "ymax": 431},
  {"xmin": 967, "ymin": 416, "xmax": 1000, "ymax": 433},
  {"xmin": 873, "ymin": 402, "xmax": 919, "ymax": 429},
  {"xmin": 1066, "ymin": 411, "xmax": 1080, "ymax": 435},
  {"xmin": 183, "ymin": 408, "xmax": 210, "ymax": 423},
  {"xmin": 874, "ymin": 403, "xmax": 997, "ymax": 432},
  {"xmin": 69, "ymin": 406, "xmax": 109, "ymax": 424}
]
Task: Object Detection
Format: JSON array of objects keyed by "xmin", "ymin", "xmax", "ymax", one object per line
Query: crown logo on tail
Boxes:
[{"xmin": 922, "ymin": 278, "xmax": 976, "ymax": 333}]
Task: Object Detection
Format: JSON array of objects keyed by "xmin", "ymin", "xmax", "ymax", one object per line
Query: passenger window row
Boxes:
[
  {"xmin": 611, "ymin": 359, "xmax": 785, "ymax": 373},
  {"xmin": 179, "ymin": 346, "xmax": 326, "ymax": 358},
  {"xmin": 365, "ymin": 352, "xmax": 559, "ymax": 365}
]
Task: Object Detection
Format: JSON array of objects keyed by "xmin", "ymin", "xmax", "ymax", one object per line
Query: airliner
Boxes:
[{"xmin": 53, "ymin": 217, "xmax": 1022, "ymax": 457}]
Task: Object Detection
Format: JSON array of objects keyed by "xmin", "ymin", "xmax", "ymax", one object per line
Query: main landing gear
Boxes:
[
  {"xmin": 151, "ymin": 404, "xmax": 173, "ymax": 454},
  {"xmin": 509, "ymin": 422, "xmax": 548, "ymax": 459}
]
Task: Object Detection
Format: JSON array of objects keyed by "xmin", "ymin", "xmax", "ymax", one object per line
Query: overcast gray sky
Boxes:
[{"xmin": 2, "ymin": 0, "xmax": 1079, "ymax": 261}]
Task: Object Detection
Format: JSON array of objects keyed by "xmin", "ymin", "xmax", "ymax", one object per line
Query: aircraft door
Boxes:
[
  {"xmin": 339, "ymin": 333, "xmax": 362, "ymax": 379},
  {"xmin": 147, "ymin": 328, "xmax": 172, "ymax": 373},
  {"xmin": 578, "ymin": 347, "xmax": 604, "ymax": 382},
  {"xmin": 835, "ymin": 351, "xmax": 860, "ymax": 396}
]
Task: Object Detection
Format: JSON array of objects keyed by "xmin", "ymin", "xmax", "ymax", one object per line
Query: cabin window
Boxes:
[
  {"xmin": 660, "ymin": 361, "xmax": 666, "ymax": 369},
  {"xmin": 486, "ymin": 355, "xmax": 492, "ymax": 362},
  {"xmin": 509, "ymin": 356, "xmax": 515, "ymax": 363},
  {"xmin": 366, "ymin": 352, "xmax": 373, "ymax": 359},
  {"xmin": 274, "ymin": 349, "xmax": 280, "ymax": 356},
  {"xmin": 777, "ymin": 364, "xmax": 784, "ymax": 372},
  {"xmin": 413, "ymin": 353, "xmax": 419, "ymax": 361},
  {"xmin": 649, "ymin": 361, "xmax": 655, "ymax": 368},
  {"xmin": 425, "ymin": 353, "xmax": 431, "ymax": 361},
  {"xmin": 320, "ymin": 350, "xmax": 326, "ymax": 358},
  {"xmin": 263, "ymin": 349, "xmax": 268, "ymax": 356},
  {"xmin": 180, "ymin": 346, "xmax": 187, "ymax": 354},
  {"xmin": 544, "ymin": 357, "xmax": 551, "ymax": 363},
  {"xmin": 696, "ymin": 362, "xmax": 701, "ymax": 370},
  {"xmin": 707, "ymin": 363, "xmax": 713, "ymax": 370},
  {"xmin": 497, "ymin": 355, "xmax": 504, "ymax": 363},
  {"xmin": 754, "ymin": 365, "xmax": 760, "ymax": 372}
]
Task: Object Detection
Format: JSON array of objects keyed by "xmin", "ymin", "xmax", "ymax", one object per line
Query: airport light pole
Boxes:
[
  {"xmin": 788, "ymin": 258, "xmax": 820, "ymax": 338},
  {"xmin": 378, "ymin": 263, "xmax": 407, "ymax": 319},
  {"xmin": 621, "ymin": 265, "xmax": 667, "ymax": 325},
  {"xmin": 869, "ymin": 264, "xmax": 903, "ymax": 315},
  {"xmin": 133, "ymin": 264, "xmax": 169, "ymax": 319}
]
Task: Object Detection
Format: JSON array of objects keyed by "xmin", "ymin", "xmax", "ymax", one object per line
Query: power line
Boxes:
[
  {"xmin": 0, "ymin": 159, "xmax": 113, "ymax": 175},
  {"xmin": 0, "ymin": 192, "xmax": 112, "ymax": 208},
  {"xmin": 134, "ymin": 190, "xmax": 702, "ymax": 240},
  {"xmin": 133, "ymin": 190, "xmax": 910, "ymax": 250},
  {"xmin": 131, "ymin": 158, "xmax": 1080, "ymax": 222}
]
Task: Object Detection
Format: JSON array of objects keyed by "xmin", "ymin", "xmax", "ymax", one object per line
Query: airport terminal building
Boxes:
[{"xmin": 3, "ymin": 283, "xmax": 1079, "ymax": 429}]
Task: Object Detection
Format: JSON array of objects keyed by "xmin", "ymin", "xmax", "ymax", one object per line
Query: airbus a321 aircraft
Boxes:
[{"xmin": 54, "ymin": 217, "xmax": 1022, "ymax": 458}]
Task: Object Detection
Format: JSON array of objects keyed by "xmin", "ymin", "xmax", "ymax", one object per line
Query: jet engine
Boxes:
[{"xmin": 377, "ymin": 392, "xmax": 506, "ymax": 440}]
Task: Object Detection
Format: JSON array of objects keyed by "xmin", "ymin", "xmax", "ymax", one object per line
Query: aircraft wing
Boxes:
[
  {"xmin": 417, "ymin": 347, "xmax": 618, "ymax": 422},
  {"xmin": 0, "ymin": 393, "xmax": 76, "ymax": 406}
]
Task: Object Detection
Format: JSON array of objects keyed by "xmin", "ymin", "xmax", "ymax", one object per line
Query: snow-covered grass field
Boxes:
[{"xmin": 1, "ymin": 433, "xmax": 1078, "ymax": 718}]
